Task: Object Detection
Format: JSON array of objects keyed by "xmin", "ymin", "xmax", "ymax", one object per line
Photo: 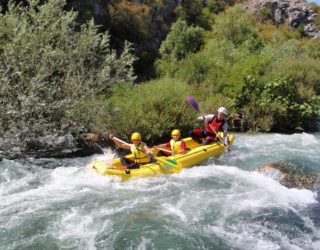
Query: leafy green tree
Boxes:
[
  {"xmin": 0, "ymin": 0, "xmax": 136, "ymax": 138},
  {"xmin": 159, "ymin": 18, "xmax": 204, "ymax": 61},
  {"xmin": 214, "ymin": 5, "xmax": 264, "ymax": 50},
  {"xmin": 156, "ymin": 18, "xmax": 204, "ymax": 76}
]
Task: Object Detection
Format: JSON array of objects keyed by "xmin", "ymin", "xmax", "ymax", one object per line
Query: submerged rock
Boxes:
[{"xmin": 257, "ymin": 160, "xmax": 320, "ymax": 189}]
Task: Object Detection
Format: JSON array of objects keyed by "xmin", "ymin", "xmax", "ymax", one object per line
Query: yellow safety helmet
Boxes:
[
  {"xmin": 171, "ymin": 129, "xmax": 180, "ymax": 136},
  {"xmin": 131, "ymin": 132, "xmax": 141, "ymax": 141}
]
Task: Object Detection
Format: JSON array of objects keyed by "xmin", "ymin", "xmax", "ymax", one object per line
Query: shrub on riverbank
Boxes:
[
  {"xmin": 0, "ymin": 0, "xmax": 135, "ymax": 139},
  {"xmin": 102, "ymin": 78, "xmax": 197, "ymax": 143}
]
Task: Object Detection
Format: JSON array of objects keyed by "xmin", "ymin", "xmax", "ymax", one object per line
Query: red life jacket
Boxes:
[{"xmin": 205, "ymin": 116, "xmax": 225, "ymax": 135}]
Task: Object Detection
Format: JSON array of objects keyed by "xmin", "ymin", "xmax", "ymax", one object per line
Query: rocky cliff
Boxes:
[{"xmin": 245, "ymin": 0, "xmax": 320, "ymax": 40}]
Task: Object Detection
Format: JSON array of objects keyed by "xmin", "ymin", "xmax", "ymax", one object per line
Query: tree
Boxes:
[
  {"xmin": 159, "ymin": 18, "xmax": 204, "ymax": 61},
  {"xmin": 0, "ymin": 0, "xmax": 136, "ymax": 138}
]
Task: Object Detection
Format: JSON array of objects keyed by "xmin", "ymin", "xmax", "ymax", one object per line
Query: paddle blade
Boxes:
[
  {"xmin": 186, "ymin": 96, "xmax": 200, "ymax": 113},
  {"xmin": 155, "ymin": 157, "xmax": 182, "ymax": 173}
]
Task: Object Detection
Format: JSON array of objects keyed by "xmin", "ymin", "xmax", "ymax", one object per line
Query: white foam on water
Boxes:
[
  {"xmin": 161, "ymin": 203, "xmax": 187, "ymax": 222},
  {"xmin": 183, "ymin": 164, "xmax": 316, "ymax": 208},
  {"xmin": 49, "ymin": 207, "xmax": 97, "ymax": 249},
  {"xmin": 174, "ymin": 164, "xmax": 318, "ymax": 250},
  {"xmin": 300, "ymin": 132, "xmax": 319, "ymax": 147},
  {"xmin": 137, "ymin": 237, "xmax": 154, "ymax": 250},
  {"xmin": 2, "ymin": 134, "xmax": 320, "ymax": 249}
]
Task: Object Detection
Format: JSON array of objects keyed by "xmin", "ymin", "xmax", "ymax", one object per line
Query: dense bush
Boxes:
[
  {"xmin": 174, "ymin": 0, "xmax": 211, "ymax": 29},
  {"xmin": 102, "ymin": 78, "xmax": 197, "ymax": 143},
  {"xmin": 213, "ymin": 5, "xmax": 264, "ymax": 50},
  {"xmin": 0, "ymin": 0, "xmax": 136, "ymax": 138},
  {"xmin": 235, "ymin": 72, "xmax": 319, "ymax": 132},
  {"xmin": 207, "ymin": 0, "xmax": 224, "ymax": 14},
  {"xmin": 108, "ymin": 0, "xmax": 151, "ymax": 42}
]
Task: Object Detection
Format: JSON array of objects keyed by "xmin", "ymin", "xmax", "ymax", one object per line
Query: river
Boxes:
[{"xmin": 1, "ymin": 133, "xmax": 320, "ymax": 250}]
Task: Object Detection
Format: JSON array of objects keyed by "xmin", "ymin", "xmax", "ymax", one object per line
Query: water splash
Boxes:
[{"xmin": 1, "ymin": 133, "xmax": 320, "ymax": 249}]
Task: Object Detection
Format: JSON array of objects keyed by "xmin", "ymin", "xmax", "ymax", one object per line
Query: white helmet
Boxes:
[{"xmin": 218, "ymin": 107, "xmax": 228, "ymax": 115}]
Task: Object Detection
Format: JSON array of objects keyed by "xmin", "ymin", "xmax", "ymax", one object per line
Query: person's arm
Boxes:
[
  {"xmin": 180, "ymin": 141, "xmax": 186, "ymax": 153},
  {"xmin": 197, "ymin": 114, "xmax": 215, "ymax": 123},
  {"xmin": 143, "ymin": 145, "xmax": 154, "ymax": 156},
  {"xmin": 157, "ymin": 142, "xmax": 170, "ymax": 148},
  {"xmin": 109, "ymin": 134, "xmax": 131, "ymax": 150}
]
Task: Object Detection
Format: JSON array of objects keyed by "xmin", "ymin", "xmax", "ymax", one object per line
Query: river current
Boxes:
[{"xmin": 1, "ymin": 133, "xmax": 320, "ymax": 250}]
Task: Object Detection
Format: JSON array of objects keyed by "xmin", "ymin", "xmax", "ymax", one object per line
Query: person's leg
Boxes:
[
  {"xmin": 189, "ymin": 129, "xmax": 203, "ymax": 144},
  {"xmin": 200, "ymin": 136, "xmax": 214, "ymax": 145},
  {"xmin": 127, "ymin": 162, "xmax": 139, "ymax": 169},
  {"xmin": 120, "ymin": 156, "xmax": 130, "ymax": 167},
  {"xmin": 157, "ymin": 151, "xmax": 166, "ymax": 156},
  {"xmin": 120, "ymin": 156, "xmax": 139, "ymax": 171},
  {"xmin": 200, "ymin": 131, "xmax": 215, "ymax": 146},
  {"xmin": 157, "ymin": 151, "xmax": 171, "ymax": 156}
]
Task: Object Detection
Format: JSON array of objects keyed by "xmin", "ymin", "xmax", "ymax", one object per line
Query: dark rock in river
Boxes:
[
  {"xmin": 0, "ymin": 131, "xmax": 111, "ymax": 160},
  {"xmin": 257, "ymin": 160, "xmax": 320, "ymax": 190}
]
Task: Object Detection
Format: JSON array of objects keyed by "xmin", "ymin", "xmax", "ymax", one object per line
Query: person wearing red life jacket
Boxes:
[
  {"xmin": 157, "ymin": 129, "xmax": 186, "ymax": 156},
  {"xmin": 189, "ymin": 107, "xmax": 230, "ymax": 150}
]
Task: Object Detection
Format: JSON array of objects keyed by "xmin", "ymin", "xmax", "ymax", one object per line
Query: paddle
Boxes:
[
  {"xmin": 154, "ymin": 147, "xmax": 173, "ymax": 154},
  {"xmin": 110, "ymin": 136, "xmax": 182, "ymax": 173},
  {"xmin": 110, "ymin": 136, "xmax": 131, "ymax": 147},
  {"xmin": 186, "ymin": 96, "xmax": 225, "ymax": 145},
  {"xmin": 153, "ymin": 156, "xmax": 182, "ymax": 173}
]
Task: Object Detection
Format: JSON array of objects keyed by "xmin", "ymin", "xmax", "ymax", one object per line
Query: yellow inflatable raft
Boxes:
[{"xmin": 90, "ymin": 133, "xmax": 234, "ymax": 180}]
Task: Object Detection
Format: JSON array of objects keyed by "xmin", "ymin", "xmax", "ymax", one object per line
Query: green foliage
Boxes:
[
  {"xmin": 2, "ymin": 0, "xmax": 319, "ymax": 143},
  {"xmin": 0, "ymin": 0, "xmax": 136, "ymax": 137},
  {"xmin": 102, "ymin": 78, "xmax": 196, "ymax": 143},
  {"xmin": 264, "ymin": 39, "xmax": 320, "ymax": 93},
  {"xmin": 258, "ymin": 5, "xmax": 273, "ymax": 20},
  {"xmin": 176, "ymin": 52, "xmax": 212, "ymax": 85},
  {"xmin": 155, "ymin": 4, "xmax": 320, "ymax": 132},
  {"xmin": 313, "ymin": 14, "xmax": 320, "ymax": 29},
  {"xmin": 156, "ymin": 18, "xmax": 204, "ymax": 76},
  {"xmin": 304, "ymin": 39, "xmax": 320, "ymax": 59},
  {"xmin": 175, "ymin": 38, "xmax": 237, "ymax": 87},
  {"xmin": 235, "ymin": 74, "xmax": 319, "ymax": 132},
  {"xmin": 232, "ymin": 37, "xmax": 320, "ymax": 132},
  {"xmin": 108, "ymin": 1, "xmax": 152, "ymax": 41},
  {"xmin": 174, "ymin": 0, "xmax": 211, "ymax": 29},
  {"xmin": 207, "ymin": 0, "xmax": 224, "ymax": 14},
  {"xmin": 159, "ymin": 18, "xmax": 204, "ymax": 61},
  {"xmin": 309, "ymin": 2, "xmax": 320, "ymax": 13},
  {"xmin": 213, "ymin": 5, "xmax": 264, "ymax": 50}
]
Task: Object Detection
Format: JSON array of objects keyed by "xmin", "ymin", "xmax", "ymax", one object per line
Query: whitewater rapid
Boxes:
[{"xmin": 1, "ymin": 133, "xmax": 320, "ymax": 249}]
